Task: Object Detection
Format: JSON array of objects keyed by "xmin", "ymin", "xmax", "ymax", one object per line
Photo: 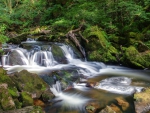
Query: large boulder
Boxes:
[
  {"xmin": 51, "ymin": 44, "xmax": 67, "ymax": 64},
  {"xmin": 83, "ymin": 26, "xmax": 118, "ymax": 63},
  {"xmin": 10, "ymin": 70, "xmax": 50, "ymax": 99},
  {"xmin": 121, "ymin": 46, "xmax": 150, "ymax": 68}
]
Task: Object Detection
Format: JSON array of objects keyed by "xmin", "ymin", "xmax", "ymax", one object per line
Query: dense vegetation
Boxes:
[{"xmin": 0, "ymin": 0, "xmax": 150, "ymax": 68}]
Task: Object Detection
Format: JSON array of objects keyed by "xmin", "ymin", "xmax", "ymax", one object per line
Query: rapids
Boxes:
[{"xmin": 1, "ymin": 40, "xmax": 150, "ymax": 113}]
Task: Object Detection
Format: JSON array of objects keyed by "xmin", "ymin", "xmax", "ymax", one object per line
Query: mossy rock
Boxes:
[
  {"xmin": 128, "ymin": 32, "xmax": 144, "ymax": 41},
  {"xmin": 51, "ymin": 44, "xmax": 67, "ymax": 64},
  {"xmin": 83, "ymin": 26, "xmax": 118, "ymax": 63},
  {"xmin": 0, "ymin": 84, "xmax": 16, "ymax": 111},
  {"xmin": 8, "ymin": 33, "xmax": 29, "ymax": 44},
  {"xmin": 41, "ymin": 90, "xmax": 55, "ymax": 102},
  {"xmin": 10, "ymin": 70, "xmax": 49, "ymax": 98},
  {"xmin": 88, "ymin": 51, "xmax": 102, "ymax": 61},
  {"xmin": 87, "ymin": 46, "xmax": 118, "ymax": 63},
  {"xmin": 137, "ymin": 41, "xmax": 149, "ymax": 52},
  {"xmin": 14, "ymin": 99, "xmax": 22, "ymax": 109},
  {"xmin": 134, "ymin": 88, "xmax": 150, "ymax": 113},
  {"xmin": 99, "ymin": 106, "xmax": 116, "ymax": 113},
  {"xmin": 0, "ymin": 68, "xmax": 12, "ymax": 84},
  {"xmin": 84, "ymin": 26, "xmax": 109, "ymax": 49},
  {"xmin": 120, "ymin": 46, "xmax": 149, "ymax": 68},
  {"xmin": 8, "ymin": 87, "xmax": 19, "ymax": 98},
  {"xmin": 20, "ymin": 92, "xmax": 33, "ymax": 107}
]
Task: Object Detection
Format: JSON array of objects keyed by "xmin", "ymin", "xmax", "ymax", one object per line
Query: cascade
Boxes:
[{"xmin": 1, "ymin": 40, "xmax": 150, "ymax": 113}]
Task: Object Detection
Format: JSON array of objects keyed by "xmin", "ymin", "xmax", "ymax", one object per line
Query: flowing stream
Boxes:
[{"xmin": 1, "ymin": 40, "xmax": 150, "ymax": 113}]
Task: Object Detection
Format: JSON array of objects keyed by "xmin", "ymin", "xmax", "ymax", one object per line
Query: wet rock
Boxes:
[
  {"xmin": 41, "ymin": 89, "xmax": 55, "ymax": 102},
  {"xmin": 115, "ymin": 97, "xmax": 129, "ymax": 111},
  {"xmin": 99, "ymin": 106, "xmax": 116, "ymax": 113},
  {"xmin": 109, "ymin": 104, "xmax": 122, "ymax": 113},
  {"xmin": 134, "ymin": 88, "xmax": 150, "ymax": 113},
  {"xmin": 33, "ymin": 99, "xmax": 45, "ymax": 107},
  {"xmin": 9, "ymin": 48, "xmax": 28, "ymax": 65},
  {"xmin": 1, "ymin": 106, "xmax": 45, "ymax": 113},
  {"xmin": 51, "ymin": 44, "xmax": 67, "ymax": 64},
  {"xmin": 86, "ymin": 81, "xmax": 99, "ymax": 87},
  {"xmin": 85, "ymin": 101, "xmax": 101, "ymax": 113}
]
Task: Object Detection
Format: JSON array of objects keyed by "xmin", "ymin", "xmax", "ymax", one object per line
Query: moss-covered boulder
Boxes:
[
  {"xmin": 51, "ymin": 44, "xmax": 67, "ymax": 64},
  {"xmin": 10, "ymin": 70, "xmax": 49, "ymax": 99},
  {"xmin": 83, "ymin": 26, "xmax": 118, "ymax": 63},
  {"xmin": 83, "ymin": 26, "xmax": 109, "ymax": 49},
  {"xmin": 88, "ymin": 46, "xmax": 118, "ymax": 63},
  {"xmin": 121, "ymin": 46, "xmax": 150, "ymax": 68},
  {"xmin": 0, "ymin": 68, "xmax": 54, "ymax": 112}
]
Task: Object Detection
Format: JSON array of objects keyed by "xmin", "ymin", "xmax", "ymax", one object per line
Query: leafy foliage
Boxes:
[{"xmin": 0, "ymin": 0, "xmax": 149, "ymax": 46}]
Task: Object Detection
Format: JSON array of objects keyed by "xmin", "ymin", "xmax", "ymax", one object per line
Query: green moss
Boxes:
[
  {"xmin": 88, "ymin": 45, "xmax": 118, "ymax": 63},
  {"xmin": 12, "ymin": 70, "xmax": 48, "ymax": 94},
  {"xmin": 88, "ymin": 51, "xmax": 102, "ymax": 61},
  {"xmin": 0, "ymin": 87, "xmax": 16, "ymax": 111},
  {"xmin": 0, "ymin": 68, "xmax": 15, "ymax": 86},
  {"xmin": 128, "ymin": 32, "xmax": 136, "ymax": 38},
  {"xmin": 14, "ymin": 99, "xmax": 22, "ymax": 109},
  {"xmin": 121, "ymin": 46, "xmax": 148, "ymax": 68},
  {"xmin": 51, "ymin": 45, "xmax": 64, "ymax": 57},
  {"xmin": 84, "ymin": 26, "xmax": 109, "ymax": 49},
  {"xmin": 8, "ymin": 87, "xmax": 19, "ymax": 98},
  {"xmin": 21, "ymin": 92, "xmax": 33, "ymax": 107}
]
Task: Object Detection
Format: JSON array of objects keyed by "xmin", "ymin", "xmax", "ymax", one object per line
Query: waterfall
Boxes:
[
  {"xmin": 50, "ymin": 81, "xmax": 62, "ymax": 96},
  {"xmin": 1, "ymin": 55, "xmax": 8, "ymax": 66},
  {"xmin": 29, "ymin": 51, "xmax": 57, "ymax": 66},
  {"xmin": 2, "ymin": 42, "xmax": 106, "ymax": 76},
  {"xmin": 59, "ymin": 44, "xmax": 74, "ymax": 61}
]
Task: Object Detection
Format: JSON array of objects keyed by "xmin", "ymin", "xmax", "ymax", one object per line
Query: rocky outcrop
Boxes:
[
  {"xmin": 83, "ymin": 26, "xmax": 118, "ymax": 64},
  {"xmin": 0, "ymin": 68, "xmax": 54, "ymax": 112},
  {"xmin": 134, "ymin": 88, "xmax": 150, "ymax": 113},
  {"xmin": 10, "ymin": 70, "xmax": 54, "ymax": 100},
  {"xmin": 121, "ymin": 46, "xmax": 150, "ymax": 68}
]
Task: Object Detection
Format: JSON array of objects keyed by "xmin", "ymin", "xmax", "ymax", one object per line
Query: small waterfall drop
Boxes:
[
  {"xmin": 50, "ymin": 81, "xmax": 62, "ymax": 96},
  {"xmin": 2, "ymin": 41, "xmax": 105, "ymax": 76}
]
